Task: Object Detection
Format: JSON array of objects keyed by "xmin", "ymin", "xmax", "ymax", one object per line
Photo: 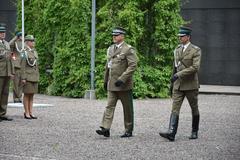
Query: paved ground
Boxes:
[
  {"xmin": 199, "ymin": 85, "xmax": 240, "ymax": 95},
  {"xmin": 0, "ymin": 93, "xmax": 240, "ymax": 160}
]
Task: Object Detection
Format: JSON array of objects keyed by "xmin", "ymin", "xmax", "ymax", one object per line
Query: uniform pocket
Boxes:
[
  {"xmin": 0, "ymin": 61, "xmax": 6, "ymax": 73},
  {"xmin": 182, "ymin": 59, "xmax": 193, "ymax": 67}
]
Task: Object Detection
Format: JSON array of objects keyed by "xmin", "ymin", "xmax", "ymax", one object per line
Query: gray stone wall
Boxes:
[
  {"xmin": 0, "ymin": 0, "xmax": 17, "ymax": 41},
  {"xmin": 181, "ymin": 0, "xmax": 240, "ymax": 85}
]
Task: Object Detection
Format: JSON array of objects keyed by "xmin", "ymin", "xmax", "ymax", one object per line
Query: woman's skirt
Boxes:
[{"xmin": 23, "ymin": 81, "xmax": 38, "ymax": 94}]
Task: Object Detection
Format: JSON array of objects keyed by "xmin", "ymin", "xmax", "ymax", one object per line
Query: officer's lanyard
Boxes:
[
  {"xmin": 15, "ymin": 41, "xmax": 23, "ymax": 53},
  {"xmin": 24, "ymin": 46, "xmax": 37, "ymax": 67}
]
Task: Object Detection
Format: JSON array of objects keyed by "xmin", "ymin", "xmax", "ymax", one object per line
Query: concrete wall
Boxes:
[
  {"xmin": 0, "ymin": 0, "xmax": 17, "ymax": 41},
  {"xmin": 181, "ymin": 0, "xmax": 240, "ymax": 85}
]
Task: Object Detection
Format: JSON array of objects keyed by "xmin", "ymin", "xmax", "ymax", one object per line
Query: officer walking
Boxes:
[
  {"xmin": 0, "ymin": 24, "xmax": 14, "ymax": 122},
  {"xmin": 159, "ymin": 26, "xmax": 201, "ymax": 141},
  {"xmin": 9, "ymin": 31, "xmax": 23, "ymax": 103},
  {"xmin": 96, "ymin": 27, "xmax": 138, "ymax": 138}
]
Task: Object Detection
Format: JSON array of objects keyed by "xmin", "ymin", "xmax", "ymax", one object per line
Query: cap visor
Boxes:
[
  {"xmin": 112, "ymin": 33, "xmax": 121, "ymax": 36},
  {"xmin": 178, "ymin": 33, "xmax": 187, "ymax": 36}
]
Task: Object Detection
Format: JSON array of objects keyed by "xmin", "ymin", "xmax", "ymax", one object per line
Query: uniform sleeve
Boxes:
[
  {"xmin": 6, "ymin": 56, "xmax": 15, "ymax": 75},
  {"xmin": 10, "ymin": 59, "xmax": 15, "ymax": 75},
  {"xmin": 176, "ymin": 48, "xmax": 201, "ymax": 78},
  {"xmin": 104, "ymin": 62, "xmax": 109, "ymax": 83},
  {"xmin": 9, "ymin": 36, "xmax": 17, "ymax": 52},
  {"xmin": 20, "ymin": 56, "xmax": 27, "ymax": 80},
  {"xmin": 5, "ymin": 43, "xmax": 15, "ymax": 75},
  {"xmin": 104, "ymin": 47, "xmax": 111, "ymax": 83},
  {"xmin": 118, "ymin": 48, "xmax": 138, "ymax": 83}
]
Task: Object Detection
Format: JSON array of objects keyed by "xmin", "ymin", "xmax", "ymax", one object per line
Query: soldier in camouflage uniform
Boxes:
[
  {"xmin": 159, "ymin": 27, "xmax": 201, "ymax": 141},
  {"xmin": 9, "ymin": 31, "xmax": 24, "ymax": 103},
  {"xmin": 0, "ymin": 24, "xmax": 15, "ymax": 121},
  {"xmin": 96, "ymin": 27, "xmax": 138, "ymax": 138}
]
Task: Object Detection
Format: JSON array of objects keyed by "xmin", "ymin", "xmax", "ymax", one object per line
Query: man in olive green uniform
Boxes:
[
  {"xmin": 159, "ymin": 27, "xmax": 201, "ymax": 141},
  {"xmin": 9, "ymin": 31, "xmax": 23, "ymax": 103},
  {"xmin": 96, "ymin": 27, "xmax": 138, "ymax": 138},
  {"xmin": 0, "ymin": 24, "xmax": 15, "ymax": 121}
]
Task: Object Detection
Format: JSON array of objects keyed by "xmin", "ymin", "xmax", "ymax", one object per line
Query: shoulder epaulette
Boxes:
[
  {"xmin": 176, "ymin": 45, "xmax": 181, "ymax": 49},
  {"xmin": 192, "ymin": 44, "xmax": 200, "ymax": 50},
  {"xmin": 126, "ymin": 44, "xmax": 132, "ymax": 48}
]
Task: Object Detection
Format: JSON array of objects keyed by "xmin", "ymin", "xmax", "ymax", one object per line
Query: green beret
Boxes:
[
  {"xmin": 15, "ymin": 31, "xmax": 22, "ymax": 37},
  {"xmin": 25, "ymin": 35, "xmax": 35, "ymax": 41},
  {"xmin": 178, "ymin": 26, "xmax": 192, "ymax": 36},
  {"xmin": 112, "ymin": 27, "xmax": 126, "ymax": 36}
]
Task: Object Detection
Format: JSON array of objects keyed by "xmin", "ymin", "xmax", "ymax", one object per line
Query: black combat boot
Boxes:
[
  {"xmin": 159, "ymin": 113, "xmax": 179, "ymax": 141},
  {"xmin": 189, "ymin": 115, "xmax": 199, "ymax": 139}
]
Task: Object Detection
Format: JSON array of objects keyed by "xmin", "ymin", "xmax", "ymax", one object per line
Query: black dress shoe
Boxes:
[
  {"xmin": 120, "ymin": 132, "xmax": 132, "ymax": 138},
  {"xmin": 189, "ymin": 132, "xmax": 198, "ymax": 139},
  {"xmin": 24, "ymin": 113, "xmax": 31, "ymax": 119},
  {"xmin": 96, "ymin": 127, "xmax": 110, "ymax": 137},
  {"xmin": 159, "ymin": 132, "xmax": 175, "ymax": 141},
  {"xmin": 0, "ymin": 116, "xmax": 13, "ymax": 121},
  {"xmin": 14, "ymin": 100, "xmax": 22, "ymax": 103}
]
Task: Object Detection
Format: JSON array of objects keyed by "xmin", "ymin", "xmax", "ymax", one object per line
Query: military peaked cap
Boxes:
[
  {"xmin": 112, "ymin": 27, "xmax": 126, "ymax": 36},
  {"xmin": 0, "ymin": 23, "xmax": 6, "ymax": 33},
  {"xmin": 178, "ymin": 26, "xmax": 192, "ymax": 36}
]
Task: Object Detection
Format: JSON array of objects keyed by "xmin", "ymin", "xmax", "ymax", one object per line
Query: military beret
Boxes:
[
  {"xmin": 25, "ymin": 35, "xmax": 35, "ymax": 41},
  {"xmin": 0, "ymin": 23, "xmax": 6, "ymax": 33},
  {"xmin": 15, "ymin": 31, "xmax": 22, "ymax": 37},
  {"xmin": 178, "ymin": 26, "xmax": 192, "ymax": 36},
  {"xmin": 112, "ymin": 27, "xmax": 126, "ymax": 36}
]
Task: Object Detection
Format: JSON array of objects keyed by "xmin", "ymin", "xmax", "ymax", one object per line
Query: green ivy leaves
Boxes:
[{"xmin": 17, "ymin": 0, "xmax": 182, "ymax": 98}]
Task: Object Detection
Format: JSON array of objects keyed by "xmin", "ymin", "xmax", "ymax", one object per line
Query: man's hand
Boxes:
[
  {"xmin": 22, "ymin": 79, "xmax": 26, "ymax": 84},
  {"xmin": 115, "ymin": 80, "xmax": 124, "ymax": 87},
  {"xmin": 171, "ymin": 74, "xmax": 178, "ymax": 83}
]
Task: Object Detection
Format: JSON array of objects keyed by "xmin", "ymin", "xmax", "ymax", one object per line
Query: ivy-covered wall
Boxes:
[{"xmin": 17, "ymin": 0, "xmax": 183, "ymax": 98}]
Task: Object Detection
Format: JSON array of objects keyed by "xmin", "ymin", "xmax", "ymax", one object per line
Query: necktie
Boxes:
[
  {"xmin": 180, "ymin": 46, "xmax": 184, "ymax": 57},
  {"xmin": 114, "ymin": 45, "xmax": 118, "ymax": 52}
]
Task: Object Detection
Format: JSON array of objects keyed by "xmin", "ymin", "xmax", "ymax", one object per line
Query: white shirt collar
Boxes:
[
  {"xmin": 182, "ymin": 42, "xmax": 190, "ymax": 52},
  {"xmin": 116, "ymin": 41, "xmax": 124, "ymax": 48}
]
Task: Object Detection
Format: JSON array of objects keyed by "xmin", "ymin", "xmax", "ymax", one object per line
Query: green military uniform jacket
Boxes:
[
  {"xmin": 104, "ymin": 42, "xmax": 137, "ymax": 91},
  {"xmin": 9, "ymin": 37, "xmax": 23, "ymax": 69},
  {"xmin": 0, "ymin": 40, "xmax": 15, "ymax": 76},
  {"xmin": 173, "ymin": 43, "xmax": 201, "ymax": 90},
  {"xmin": 21, "ymin": 47, "xmax": 39, "ymax": 82}
]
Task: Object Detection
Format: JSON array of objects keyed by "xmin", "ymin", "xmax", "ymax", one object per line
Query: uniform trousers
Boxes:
[
  {"xmin": 101, "ymin": 90, "xmax": 134, "ymax": 132},
  {"xmin": 13, "ymin": 68, "xmax": 22, "ymax": 101},
  {"xmin": 172, "ymin": 89, "xmax": 199, "ymax": 116},
  {"xmin": 0, "ymin": 77, "xmax": 10, "ymax": 116}
]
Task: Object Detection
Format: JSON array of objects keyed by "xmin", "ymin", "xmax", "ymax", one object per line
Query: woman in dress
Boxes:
[{"xmin": 21, "ymin": 35, "xmax": 39, "ymax": 119}]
